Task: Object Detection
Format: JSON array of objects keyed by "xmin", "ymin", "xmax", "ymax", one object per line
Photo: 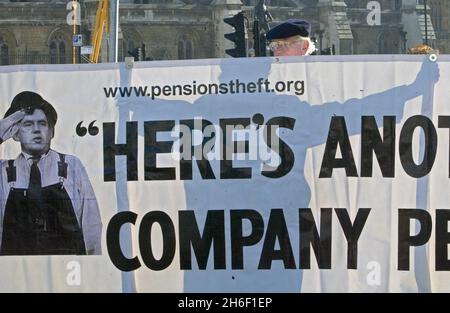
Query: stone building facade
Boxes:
[
  {"xmin": 429, "ymin": 0, "xmax": 450, "ymax": 53},
  {"xmin": 0, "ymin": 0, "xmax": 446, "ymax": 66}
]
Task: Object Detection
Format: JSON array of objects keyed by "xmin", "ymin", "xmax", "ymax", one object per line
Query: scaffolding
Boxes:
[{"xmin": 89, "ymin": 0, "xmax": 109, "ymax": 63}]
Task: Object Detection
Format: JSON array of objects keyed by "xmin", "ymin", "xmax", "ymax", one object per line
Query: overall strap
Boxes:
[
  {"xmin": 6, "ymin": 160, "xmax": 16, "ymax": 183},
  {"xmin": 57, "ymin": 153, "xmax": 68, "ymax": 179}
]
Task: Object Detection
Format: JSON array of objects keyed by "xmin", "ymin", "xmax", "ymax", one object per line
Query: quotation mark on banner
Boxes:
[{"xmin": 76, "ymin": 121, "xmax": 99, "ymax": 137}]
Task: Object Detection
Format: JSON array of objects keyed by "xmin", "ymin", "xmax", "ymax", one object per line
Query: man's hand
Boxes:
[
  {"xmin": 410, "ymin": 58, "xmax": 440, "ymax": 93},
  {"xmin": 0, "ymin": 110, "xmax": 25, "ymax": 143}
]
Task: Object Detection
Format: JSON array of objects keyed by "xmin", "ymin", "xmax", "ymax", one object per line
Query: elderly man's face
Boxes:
[
  {"xmin": 270, "ymin": 36, "xmax": 309, "ymax": 57},
  {"xmin": 14, "ymin": 109, "xmax": 53, "ymax": 156}
]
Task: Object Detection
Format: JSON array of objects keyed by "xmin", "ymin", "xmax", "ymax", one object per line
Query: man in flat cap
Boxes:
[
  {"xmin": 0, "ymin": 91, "xmax": 102, "ymax": 255},
  {"xmin": 266, "ymin": 19, "xmax": 316, "ymax": 56}
]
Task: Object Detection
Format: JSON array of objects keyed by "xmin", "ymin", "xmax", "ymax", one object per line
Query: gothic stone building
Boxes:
[{"xmin": 0, "ymin": 0, "xmax": 444, "ymax": 65}]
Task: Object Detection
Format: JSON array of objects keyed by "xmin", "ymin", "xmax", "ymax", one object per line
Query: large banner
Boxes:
[{"xmin": 0, "ymin": 55, "xmax": 449, "ymax": 292}]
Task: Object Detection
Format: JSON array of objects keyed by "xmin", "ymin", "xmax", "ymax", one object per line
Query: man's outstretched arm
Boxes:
[{"xmin": 308, "ymin": 59, "xmax": 440, "ymax": 143}]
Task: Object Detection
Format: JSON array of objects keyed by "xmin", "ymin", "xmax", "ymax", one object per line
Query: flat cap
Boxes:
[
  {"xmin": 4, "ymin": 91, "xmax": 57, "ymax": 127},
  {"xmin": 266, "ymin": 19, "xmax": 311, "ymax": 40}
]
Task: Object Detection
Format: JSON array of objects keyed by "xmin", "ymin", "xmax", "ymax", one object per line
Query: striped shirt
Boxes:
[{"xmin": 0, "ymin": 149, "xmax": 102, "ymax": 255}]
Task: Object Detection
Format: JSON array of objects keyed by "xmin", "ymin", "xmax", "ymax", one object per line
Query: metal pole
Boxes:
[
  {"xmin": 109, "ymin": 0, "xmax": 119, "ymax": 63},
  {"xmin": 317, "ymin": 29, "xmax": 324, "ymax": 55},
  {"xmin": 253, "ymin": 20, "xmax": 260, "ymax": 57},
  {"xmin": 424, "ymin": 0, "xmax": 428, "ymax": 46},
  {"xmin": 72, "ymin": 0, "xmax": 77, "ymax": 64}
]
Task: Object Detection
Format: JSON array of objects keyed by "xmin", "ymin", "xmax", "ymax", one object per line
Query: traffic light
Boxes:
[
  {"xmin": 223, "ymin": 12, "xmax": 246, "ymax": 58},
  {"xmin": 253, "ymin": 20, "xmax": 267, "ymax": 57},
  {"xmin": 310, "ymin": 37, "xmax": 319, "ymax": 55},
  {"xmin": 141, "ymin": 44, "xmax": 146, "ymax": 61},
  {"xmin": 128, "ymin": 45, "xmax": 146, "ymax": 61},
  {"xmin": 320, "ymin": 46, "xmax": 335, "ymax": 55},
  {"xmin": 128, "ymin": 48, "xmax": 139, "ymax": 61},
  {"xmin": 137, "ymin": 48, "xmax": 144, "ymax": 61}
]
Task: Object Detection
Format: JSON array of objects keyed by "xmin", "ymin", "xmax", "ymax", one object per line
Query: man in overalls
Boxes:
[{"xmin": 0, "ymin": 91, "xmax": 102, "ymax": 255}]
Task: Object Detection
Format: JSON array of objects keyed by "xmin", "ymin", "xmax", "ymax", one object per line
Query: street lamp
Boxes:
[
  {"xmin": 424, "ymin": 0, "xmax": 428, "ymax": 46},
  {"xmin": 316, "ymin": 29, "xmax": 324, "ymax": 54},
  {"xmin": 400, "ymin": 30, "xmax": 407, "ymax": 53}
]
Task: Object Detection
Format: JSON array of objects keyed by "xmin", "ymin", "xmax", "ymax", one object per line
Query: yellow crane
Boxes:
[{"xmin": 89, "ymin": 0, "xmax": 109, "ymax": 63}]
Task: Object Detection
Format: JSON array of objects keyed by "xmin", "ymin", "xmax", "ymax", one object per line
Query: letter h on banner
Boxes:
[{"xmin": 103, "ymin": 122, "xmax": 138, "ymax": 181}]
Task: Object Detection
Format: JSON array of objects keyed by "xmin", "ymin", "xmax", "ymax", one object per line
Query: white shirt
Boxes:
[{"xmin": 0, "ymin": 149, "xmax": 102, "ymax": 255}]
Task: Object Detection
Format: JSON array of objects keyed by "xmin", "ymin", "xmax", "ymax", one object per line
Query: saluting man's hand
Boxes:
[{"xmin": 0, "ymin": 110, "xmax": 25, "ymax": 143}]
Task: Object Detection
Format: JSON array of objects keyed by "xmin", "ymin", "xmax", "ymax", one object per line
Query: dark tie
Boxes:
[
  {"xmin": 28, "ymin": 157, "xmax": 45, "ymax": 230},
  {"xmin": 28, "ymin": 157, "xmax": 42, "ymax": 209}
]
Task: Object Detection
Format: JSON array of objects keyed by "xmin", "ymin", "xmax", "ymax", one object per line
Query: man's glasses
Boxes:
[{"xmin": 268, "ymin": 39, "xmax": 303, "ymax": 52}]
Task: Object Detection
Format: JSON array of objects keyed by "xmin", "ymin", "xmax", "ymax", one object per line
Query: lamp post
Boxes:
[
  {"xmin": 316, "ymin": 29, "xmax": 324, "ymax": 55},
  {"xmin": 400, "ymin": 30, "xmax": 407, "ymax": 53},
  {"xmin": 109, "ymin": 0, "xmax": 119, "ymax": 62},
  {"xmin": 424, "ymin": 0, "xmax": 428, "ymax": 46},
  {"xmin": 72, "ymin": 0, "xmax": 77, "ymax": 64}
]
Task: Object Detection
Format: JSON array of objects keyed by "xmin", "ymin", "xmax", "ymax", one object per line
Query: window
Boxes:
[
  {"xmin": 431, "ymin": 5, "xmax": 441, "ymax": 30},
  {"xmin": 177, "ymin": 35, "xmax": 194, "ymax": 60},
  {"xmin": 59, "ymin": 42, "xmax": 66, "ymax": 64},
  {"xmin": 0, "ymin": 37, "xmax": 9, "ymax": 65},
  {"xmin": 48, "ymin": 33, "xmax": 68, "ymax": 64},
  {"xmin": 124, "ymin": 39, "xmax": 135, "ymax": 60},
  {"xmin": 120, "ymin": 28, "xmax": 144, "ymax": 61},
  {"xmin": 378, "ymin": 30, "xmax": 399, "ymax": 54},
  {"xmin": 50, "ymin": 41, "xmax": 57, "ymax": 64}
]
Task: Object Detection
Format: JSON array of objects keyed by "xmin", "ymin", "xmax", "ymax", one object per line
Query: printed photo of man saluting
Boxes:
[{"xmin": 0, "ymin": 91, "xmax": 102, "ymax": 255}]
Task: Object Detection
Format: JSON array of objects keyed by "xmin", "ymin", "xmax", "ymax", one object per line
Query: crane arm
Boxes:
[{"xmin": 89, "ymin": 0, "xmax": 109, "ymax": 63}]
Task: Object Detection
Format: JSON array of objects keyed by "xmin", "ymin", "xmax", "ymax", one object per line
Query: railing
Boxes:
[{"xmin": 0, "ymin": 53, "xmax": 92, "ymax": 66}]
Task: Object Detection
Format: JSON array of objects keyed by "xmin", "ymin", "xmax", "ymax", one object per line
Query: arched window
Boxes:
[
  {"xmin": 50, "ymin": 41, "xmax": 57, "ymax": 64},
  {"xmin": 378, "ymin": 30, "xmax": 399, "ymax": 54},
  {"xmin": 352, "ymin": 31, "xmax": 361, "ymax": 54},
  {"xmin": 127, "ymin": 40, "xmax": 135, "ymax": 54},
  {"xmin": 122, "ymin": 39, "xmax": 136, "ymax": 61},
  {"xmin": 0, "ymin": 37, "xmax": 9, "ymax": 65},
  {"xmin": 48, "ymin": 33, "xmax": 68, "ymax": 64},
  {"xmin": 120, "ymin": 28, "xmax": 143, "ymax": 61},
  {"xmin": 177, "ymin": 35, "xmax": 194, "ymax": 60},
  {"xmin": 59, "ymin": 42, "xmax": 66, "ymax": 64}
]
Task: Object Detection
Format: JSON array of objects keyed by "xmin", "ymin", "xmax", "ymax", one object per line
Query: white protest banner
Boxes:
[{"xmin": 0, "ymin": 55, "xmax": 449, "ymax": 292}]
